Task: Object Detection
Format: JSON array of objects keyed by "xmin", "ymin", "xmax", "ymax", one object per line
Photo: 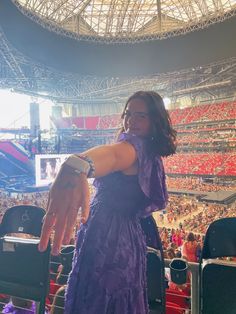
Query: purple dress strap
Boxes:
[{"xmin": 117, "ymin": 132, "xmax": 168, "ymax": 215}]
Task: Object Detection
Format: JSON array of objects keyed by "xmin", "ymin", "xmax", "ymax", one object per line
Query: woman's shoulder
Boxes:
[{"xmin": 117, "ymin": 132, "xmax": 145, "ymax": 150}]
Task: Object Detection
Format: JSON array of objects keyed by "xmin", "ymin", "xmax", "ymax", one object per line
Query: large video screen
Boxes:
[{"xmin": 35, "ymin": 154, "xmax": 70, "ymax": 186}]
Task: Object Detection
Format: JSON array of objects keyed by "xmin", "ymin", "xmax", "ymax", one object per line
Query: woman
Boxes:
[
  {"xmin": 182, "ymin": 232, "xmax": 198, "ymax": 262},
  {"xmin": 39, "ymin": 91, "xmax": 176, "ymax": 313}
]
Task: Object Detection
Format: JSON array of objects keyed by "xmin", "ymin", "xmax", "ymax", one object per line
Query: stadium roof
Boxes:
[{"xmin": 16, "ymin": 0, "xmax": 236, "ymax": 42}]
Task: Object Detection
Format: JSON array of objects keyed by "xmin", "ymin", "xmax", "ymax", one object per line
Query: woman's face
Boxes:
[{"xmin": 123, "ymin": 98, "xmax": 151, "ymax": 137}]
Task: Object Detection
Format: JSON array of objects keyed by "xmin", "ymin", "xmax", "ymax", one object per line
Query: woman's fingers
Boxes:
[
  {"xmin": 38, "ymin": 200, "xmax": 57, "ymax": 252},
  {"xmin": 51, "ymin": 209, "xmax": 68, "ymax": 255},
  {"xmin": 62, "ymin": 207, "xmax": 79, "ymax": 245},
  {"xmin": 80, "ymin": 174, "xmax": 90, "ymax": 224},
  {"xmin": 62, "ymin": 176, "xmax": 86, "ymax": 243},
  {"xmin": 39, "ymin": 171, "xmax": 90, "ymax": 255}
]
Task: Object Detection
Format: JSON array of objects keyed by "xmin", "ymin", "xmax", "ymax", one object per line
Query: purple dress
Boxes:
[
  {"xmin": 65, "ymin": 134, "xmax": 168, "ymax": 314},
  {"xmin": 2, "ymin": 301, "xmax": 48, "ymax": 314}
]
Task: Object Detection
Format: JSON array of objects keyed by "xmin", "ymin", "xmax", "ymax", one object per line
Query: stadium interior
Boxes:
[{"xmin": 0, "ymin": 0, "xmax": 235, "ymax": 313}]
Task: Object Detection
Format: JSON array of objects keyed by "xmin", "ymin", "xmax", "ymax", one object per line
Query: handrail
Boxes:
[{"xmin": 165, "ymin": 258, "xmax": 200, "ymax": 314}]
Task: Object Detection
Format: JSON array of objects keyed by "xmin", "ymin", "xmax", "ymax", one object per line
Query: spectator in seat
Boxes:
[{"xmin": 182, "ymin": 232, "xmax": 198, "ymax": 262}]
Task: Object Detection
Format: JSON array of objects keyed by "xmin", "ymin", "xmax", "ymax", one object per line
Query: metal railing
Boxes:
[
  {"xmin": 165, "ymin": 259, "xmax": 199, "ymax": 314},
  {"xmin": 0, "ymin": 259, "xmax": 202, "ymax": 314}
]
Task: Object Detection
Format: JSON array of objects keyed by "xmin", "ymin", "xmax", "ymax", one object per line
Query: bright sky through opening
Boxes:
[{"xmin": 0, "ymin": 89, "xmax": 53, "ymax": 130}]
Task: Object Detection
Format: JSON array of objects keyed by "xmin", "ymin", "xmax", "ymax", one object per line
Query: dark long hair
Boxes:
[
  {"xmin": 187, "ymin": 232, "xmax": 195, "ymax": 242},
  {"xmin": 118, "ymin": 91, "xmax": 177, "ymax": 157}
]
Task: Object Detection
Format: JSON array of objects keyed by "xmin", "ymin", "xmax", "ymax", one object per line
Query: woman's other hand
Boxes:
[{"xmin": 38, "ymin": 164, "xmax": 90, "ymax": 255}]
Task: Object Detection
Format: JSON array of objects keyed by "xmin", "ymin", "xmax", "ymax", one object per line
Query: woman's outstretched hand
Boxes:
[{"xmin": 38, "ymin": 164, "xmax": 90, "ymax": 255}]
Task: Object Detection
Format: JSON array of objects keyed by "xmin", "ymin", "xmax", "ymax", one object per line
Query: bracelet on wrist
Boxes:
[{"xmin": 64, "ymin": 155, "xmax": 95, "ymax": 178}]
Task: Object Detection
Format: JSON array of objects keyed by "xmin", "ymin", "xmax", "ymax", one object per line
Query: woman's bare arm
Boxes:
[
  {"xmin": 39, "ymin": 141, "xmax": 137, "ymax": 255},
  {"xmin": 80, "ymin": 141, "xmax": 137, "ymax": 177}
]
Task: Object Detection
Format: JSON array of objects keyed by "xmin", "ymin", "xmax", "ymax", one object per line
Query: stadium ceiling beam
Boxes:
[
  {"xmin": 135, "ymin": 13, "xmax": 183, "ymax": 36},
  {"xmin": 173, "ymin": 80, "xmax": 232, "ymax": 95},
  {"xmin": 130, "ymin": 2, "xmax": 142, "ymax": 34},
  {"xmin": 8, "ymin": 59, "xmax": 231, "ymax": 100},
  {"xmin": 174, "ymin": 0, "xmax": 192, "ymax": 21},
  {"xmin": 193, "ymin": 0, "xmax": 209, "ymax": 16},
  {"xmin": 195, "ymin": 62, "xmax": 236, "ymax": 87},
  {"xmin": 77, "ymin": 0, "xmax": 93, "ymax": 15},
  {"xmin": 56, "ymin": 0, "xmax": 93, "ymax": 24},
  {"xmin": 105, "ymin": 0, "xmax": 116, "ymax": 35},
  {"xmin": 47, "ymin": 0, "xmax": 70, "ymax": 19},
  {"xmin": 212, "ymin": 0, "xmax": 223, "ymax": 11},
  {"xmin": 157, "ymin": 0, "xmax": 162, "ymax": 30},
  {"xmin": 0, "ymin": 29, "xmax": 31, "ymax": 90},
  {"xmin": 33, "ymin": 0, "xmax": 51, "ymax": 14},
  {"xmin": 116, "ymin": 0, "xmax": 131, "ymax": 32}
]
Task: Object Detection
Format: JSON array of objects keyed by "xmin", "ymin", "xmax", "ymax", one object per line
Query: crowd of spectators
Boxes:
[
  {"xmin": 0, "ymin": 185, "xmax": 235, "ymax": 313},
  {"xmin": 182, "ymin": 203, "xmax": 236, "ymax": 234},
  {"xmin": 97, "ymin": 114, "xmax": 121, "ymax": 129},
  {"xmin": 177, "ymin": 128, "xmax": 236, "ymax": 150},
  {"xmin": 0, "ymin": 182, "xmax": 96, "ymax": 224},
  {"xmin": 53, "ymin": 101, "xmax": 235, "ymax": 130},
  {"xmin": 157, "ymin": 194, "xmax": 236, "ymax": 234},
  {"xmin": 166, "ymin": 176, "xmax": 236, "ymax": 192},
  {"xmin": 158, "ymin": 195, "xmax": 201, "ymax": 224},
  {"xmin": 169, "ymin": 101, "xmax": 236, "ymax": 125},
  {"xmin": 1, "ymin": 189, "xmax": 234, "ymax": 258},
  {"xmin": 160, "ymin": 227, "xmax": 203, "ymax": 262},
  {"xmin": 0, "ymin": 190, "xmax": 49, "ymax": 223},
  {"xmin": 163, "ymin": 152, "xmax": 236, "ymax": 176}
]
